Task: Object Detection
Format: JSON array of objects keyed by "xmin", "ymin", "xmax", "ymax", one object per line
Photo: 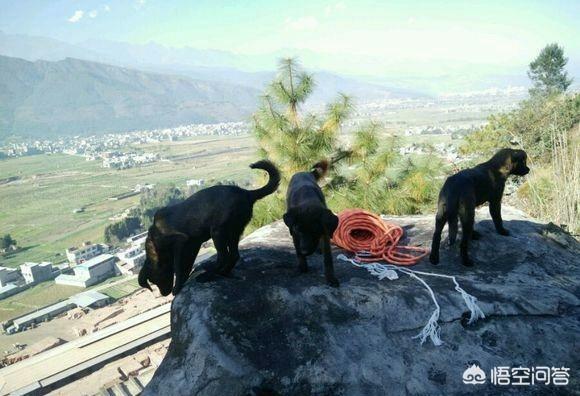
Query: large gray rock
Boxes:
[{"xmin": 144, "ymin": 206, "xmax": 579, "ymax": 395}]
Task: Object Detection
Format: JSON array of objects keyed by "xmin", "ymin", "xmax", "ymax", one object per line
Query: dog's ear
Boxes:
[
  {"xmin": 283, "ymin": 210, "xmax": 295, "ymax": 228},
  {"xmin": 138, "ymin": 265, "xmax": 153, "ymax": 291},
  {"xmin": 322, "ymin": 209, "xmax": 339, "ymax": 237},
  {"xmin": 144, "ymin": 237, "xmax": 159, "ymax": 266},
  {"xmin": 159, "ymin": 231, "xmax": 188, "ymax": 247},
  {"xmin": 511, "ymin": 149, "xmax": 527, "ymax": 163},
  {"xmin": 492, "ymin": 149, "xmax": 513, "ymax": 177}
]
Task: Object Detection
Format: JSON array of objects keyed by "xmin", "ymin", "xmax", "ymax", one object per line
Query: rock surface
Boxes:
[{"xmin": 144, "ymin": 206, "xmax": 579, "ymax": 395}]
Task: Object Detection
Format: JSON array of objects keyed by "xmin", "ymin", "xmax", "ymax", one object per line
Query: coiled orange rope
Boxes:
[{"xmin": 332, "ymin": 209, "xmax": 430, "ymax": 266}]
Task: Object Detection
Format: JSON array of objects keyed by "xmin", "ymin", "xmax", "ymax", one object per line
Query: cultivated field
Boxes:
[
  {"xmin": 0, "ymin": 135, "xmax": 257, "ymax": 268},
  {"xmin": 0, "ymin": 281, "xmax": 79, "ymax": 323},
  {"xmin": 0, "ymin": 275, "xmax": 140, "ymax": 323}
]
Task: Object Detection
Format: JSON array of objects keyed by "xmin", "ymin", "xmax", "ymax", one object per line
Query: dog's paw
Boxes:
[
  {"xmin": 429, "ymin": 253, "xmax": 439, "ymax": 265},
  {"xmin": 498, "ymin": 228, "xmax": 510, "ymax": 236},
  {"xmin": 472, "ymin": 230, "xmax": 482, "ymax": 240},
  {"xmin": 326, "ymin": 277, "xmax": 340, "ymax": 288},
  {"xmin": 195, "ymin": 271, "xmax": 219, "ymax": 283},
  {"xmin": 461, "ymin": 258, "xmax": 474, "ymax": 267}
]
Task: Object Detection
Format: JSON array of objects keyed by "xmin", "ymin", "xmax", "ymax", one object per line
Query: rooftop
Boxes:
[
  {"xmin": 13, "ymin": 300, "xmax": 75, "ymax": 326},
  {"xmin": 0, "ymin": 283, "xmax": 19, "ymax": 293},
  {"xmin": 20, "ymin": 262, "xmax": 52, "ymax": 269},
  {"xmin": 69, "ymin": 291, "xmax": 110, "ymax": 308},
  {"xmin": 127, "ymin": 231, "xmax": 148, "ymax": 243},
  {"xmin": 77, "ymin": 254, "xmax": 115, "ymax": 270}
]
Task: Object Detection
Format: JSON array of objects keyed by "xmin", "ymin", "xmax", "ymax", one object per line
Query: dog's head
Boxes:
[
  {"xmin": 283, "ymin": 206, "xmax": 339, "ymax": 256},
  {"xmin": 492, "ymin": 148, "xmax": 530, "ymax": 177},
  {"xmin": 138, "ymin": 226, "xmax": 186, "ymax": 296}
]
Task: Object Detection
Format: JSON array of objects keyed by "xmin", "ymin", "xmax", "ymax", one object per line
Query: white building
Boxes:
[
  {"xmin": 186, "ymin": 179, "xmax": 205, "ymax": 187},
  {"xmin": 55, "ymin": 254, "xmax": 118, "ymax": 288},
  {"xmin": 69, "ymin": 291, "xmax": 111, "ymax": 308},
  {"xmin": 115, "ymin": 246, "xmax": 146, "ymax": 275},
  {"xmin": 20, "ymin": 262, "xmax": 55, "ymax": 284},
  {"xmin": 66, "ymin": 242, "xmax": 109, "ymax": 265},
  {"xmin": 126, "ymin": 231, "xmax": 148, "ymax": 247},
  {"xmin": 10, "ymin": 300, "xmax": 76, "ymax": 331}
]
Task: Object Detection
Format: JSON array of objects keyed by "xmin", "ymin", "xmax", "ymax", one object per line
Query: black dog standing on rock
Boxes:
[
  {"xmin": 139, "ymin": 160, "xmax": 280, "ymax": 296},
  {"xmin": 430, "ymin": 148, "xmax": 530, "ymax": 267},
  {"xmin": 284, "ymin": 161, "xmax": 340, "ymax": 287}
]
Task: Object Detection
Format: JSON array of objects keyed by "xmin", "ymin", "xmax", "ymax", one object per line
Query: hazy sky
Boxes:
[{"xmin": 1, "ymin": 0, "xmax": 579, "ymax": 77}]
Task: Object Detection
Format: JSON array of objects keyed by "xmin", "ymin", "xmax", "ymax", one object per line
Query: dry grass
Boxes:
[{"xmin": 518, "ymin": 123, "xmax": 579, "ymax": 234}]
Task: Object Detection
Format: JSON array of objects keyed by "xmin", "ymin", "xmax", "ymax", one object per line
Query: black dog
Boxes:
[
  {"xmin": 284, "ymin": 161, "xmax": 340, "ymax": 287},
  {"xmin": 429, "ymin": 148, "xmax": 529, "ymax": 267},
  {"xmin": 139, "ymin": 160, "xmax": 280, "ymax": 296}
]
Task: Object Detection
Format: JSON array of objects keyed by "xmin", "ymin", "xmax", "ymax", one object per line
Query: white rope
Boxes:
[{"xmin": 336, "ymin": 254, "xmax": 485, "ymax": 346}]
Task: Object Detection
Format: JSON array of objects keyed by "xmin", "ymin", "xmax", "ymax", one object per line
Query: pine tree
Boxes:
[
  {"xmin": 249, "ymin": 58, "xmax": 445, "ymax": 230},
  {"xmin": 528, "ymin": 43, "xmax": 573, "ymax": 96},
  {"xmin": 253, "ymin": 58, "xmax": 352, "ymax": 182}
]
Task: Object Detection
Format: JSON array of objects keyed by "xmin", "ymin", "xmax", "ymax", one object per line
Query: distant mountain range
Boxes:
[
  {"xmin": 5, "ymin": 30, "xmax": 567, "ymax": 139},
  {"xmin": 0, "ymin": 55, "xmax": 261, "ymax": 138},
  {"xmin": 0, "ymin": 31, "xmax": 429, "ymax": 138},
  {"xmin": 0, "ymin": 31, "xmax": 422, "ymax": 99}
]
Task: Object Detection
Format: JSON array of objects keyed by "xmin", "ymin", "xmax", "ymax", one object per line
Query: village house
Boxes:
[
  {"xmin": 66, "ymin": 242, "xmax": 109, "ymax": 265},
  {"xmin": 55, "ymin": 254, "xmax": 118, "ymax": 288},
  {"xmin": 20, "ymin": 262, "xmax": 57, "ymax": 284},
  {"xmin": 0, "ymin": 266, "xmax": 22, "ymax": 287}
]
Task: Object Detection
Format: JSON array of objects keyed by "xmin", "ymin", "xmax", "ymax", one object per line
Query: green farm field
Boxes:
[
  {"xmin": 0, "ymin": 281, "xmax": 79, "ymax": 323},
  {"xmin": 100, "ymin": 278, "xmax": 140, "ymax": 300},
  {"xmin": 0, "ymin": 135, "xmax": 257, "ymax": 268}
]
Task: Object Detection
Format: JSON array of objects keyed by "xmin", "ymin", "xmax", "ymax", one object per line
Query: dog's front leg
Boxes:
[
  {"xmin": 297, "ymin": 254, "xmax": 308, "ymax": 273},
  {"xmin": 292, "ymin": 234, "xmax": 308, "ymax": 273},
  {"xmin": 174, "ymin": 241, "xmax": 201, "ymax": 294},
  {"xmin": 489, "ymin": 199, "xmax": 509, "ymax": 236},
  {"xmin": 172, "ymin": 240, "xmax": 187, "ymax": 295},
  {"xmin": 322, "ymin": 234, "xmax": 339, "ymax": 287}
]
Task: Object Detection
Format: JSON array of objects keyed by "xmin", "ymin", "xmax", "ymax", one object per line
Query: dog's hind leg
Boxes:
[
  {"xmin": 211, "ymin": 228, "xmax": 231, "ymax": 275},
  {"xmin": 459, "ymin": 204, "xmax": 475, "ymax": 267},
  {"xmin": 220, "ymin": 231, "xmax": 242, "ymax": 276},
  {"xmin": 429, "ymin": 206, "xmax": 447, "ymax": 265},
  {"xmin": 448, "ymin": 214, "xmax": 458, "ymax": 246}
]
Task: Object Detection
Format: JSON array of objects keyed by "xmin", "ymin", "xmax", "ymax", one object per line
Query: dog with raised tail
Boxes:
[
  {"xmin": 139, "ymin": 160, "xmax": 281, "ymax": 296},
  {"xmin": 284, "ymin": 160, "xmax": 340, "ymax": 287}
]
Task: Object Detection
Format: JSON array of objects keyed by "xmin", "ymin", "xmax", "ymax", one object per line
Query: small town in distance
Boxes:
[{"xmin": 0, "ymin": 233, "xmax": 146, "ymax": 334}]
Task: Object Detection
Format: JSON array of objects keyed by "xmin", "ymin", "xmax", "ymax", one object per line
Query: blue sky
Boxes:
[{"xmin": 1, "ymin": 0, "xmax": 579, "ymax": 77}]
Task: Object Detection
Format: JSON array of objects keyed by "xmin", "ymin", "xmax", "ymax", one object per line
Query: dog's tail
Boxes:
[
  {"xmin": 311, "ymin": 159, "xmax": 329, "ymax": 180},
  {"xmin": 248, "ymin": 160, "xmax": 281, "ymax": 201}
]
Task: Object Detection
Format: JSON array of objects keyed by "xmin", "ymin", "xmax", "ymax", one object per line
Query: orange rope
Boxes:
[{"xmin": 332, "ymin": 209, "xmax": 430, "ymax": 266}]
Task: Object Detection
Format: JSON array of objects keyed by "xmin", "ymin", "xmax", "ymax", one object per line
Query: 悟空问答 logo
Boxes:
[{"xmin": 463, "ymin": 364, "xmax": 487, "ymax": 384}]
